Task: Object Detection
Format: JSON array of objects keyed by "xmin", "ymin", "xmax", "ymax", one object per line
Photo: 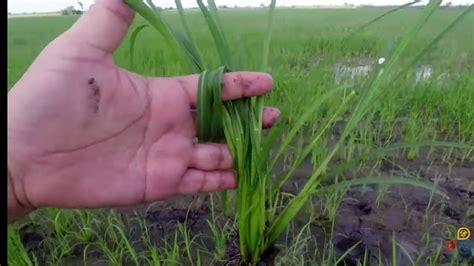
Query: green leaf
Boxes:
[
  {"xmin": 123, "ymin": 0, "xmax": 177, "ymax": 51},
  {"xmin": 123, "ymin": 0, "xmax": 204, "ymax": 73},
  {"xmin": 261, "ymin": 0, "xmax": 276, "ymax": 71},
  {"xmin": 197, "ymin": 0, "xmax": 233, "ymax": 67},
  {"xmin": 398, "ymin": 4, "xmax": 474, "ymax": 78},
  {"xmin": 129, "ymin": 24, "xmax": 149, "ymax": 68},
  {"xmin": 350, "ymin": 1, "xmax": 420, "ymax": 36},
  {"xmin": 312, "ymin": 176, "xmax": 447, "ymax": 198},
  {"xmin": 197, "ymin": 66, "xmax": 228, "ymax": 142},
  {"xmin": 175, "ymin": 0, "xmax": 205, "ymax": 70}
]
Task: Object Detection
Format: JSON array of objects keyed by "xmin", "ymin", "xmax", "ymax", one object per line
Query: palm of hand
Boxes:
[{"xmin": 7, "ymin": 0, "xmax": 277, "ymax": 211}]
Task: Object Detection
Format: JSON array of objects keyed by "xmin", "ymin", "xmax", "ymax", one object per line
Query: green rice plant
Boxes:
[
  {"xmin": 177, "ymin": 222, "xmax": 196, "ymax": 265},
  {"xmin": 94, "ymin": 226, "xmax": 121, "ymax": 263},
  {"xmin": 112, "ymin": 223, "xmax": 139, "ymax": 265},
  {"xmin": 134, "ymin": 214, "xmax": 162, "ymax": 265},
  {"xmin": 47, "ymin": 210, "xmax": 80, "ymax": 264},
  {"xmin": 123, "ymin": 0, "xmax": 472, "ymax": 263},
  {"xmin": 92, "ymin": 211, "xmax": 136, "ymax": 265},
  {"xmin": 175, "ymin": 0, "xmax": 198, "ymax": 51},
  {"xmin": 129, "ymin": 24, "xmax": 149, "ymax": 68},
  {"xmin": 396, "ymin": 240, "xmax": 415, "ymax": 266},
  {"xmin": 334, "ymin": 240, "xmax": 362, "ymax": 265},
  {"xmin": 8, "ymin": 225, "xmax": 36, "ymax": 266},
  {"xmin": 161, "ymin": 230, "xmax": 181, "ymax": 265},
  {"xmin": 281, "ymin": 221, "xmax": 313, "ymax": 263},
  {"xmin": 392, "ymin": 231, "xmax": 398, "ymax": 266},
  {"xmin": 61, "ymin": 210, "xmax": 98, "ymax": 244},
  {"xmin": 361, "ymin": 248, "xmax": 369, "ymax": 266},
  {"xmin": 206, "ymin": 194, "xmax": 229, "ymax": 261}
]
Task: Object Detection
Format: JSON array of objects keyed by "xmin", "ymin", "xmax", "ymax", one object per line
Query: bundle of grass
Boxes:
[{"xmin": 123, "ymin": 0, "xmax": 473, "ymax": 263}]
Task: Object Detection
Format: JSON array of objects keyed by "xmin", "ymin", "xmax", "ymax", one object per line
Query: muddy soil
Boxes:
[
  {"xmin": 279, "ymin": 148, "xmax": 473, "ymax": 265},
  {"xmin": 18, "ymin": 148, "xmax": 473, "ymax": 265}
]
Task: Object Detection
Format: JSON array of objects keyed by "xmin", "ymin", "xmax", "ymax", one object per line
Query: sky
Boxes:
[{"xmin": 8, "ymin": 0, "xmax": 474, "ymax": 13}]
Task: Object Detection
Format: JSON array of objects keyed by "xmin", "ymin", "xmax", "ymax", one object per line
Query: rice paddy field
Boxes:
[{"xmin": 7, "ymin": 4, "xmax": 474, "ymax": 266}]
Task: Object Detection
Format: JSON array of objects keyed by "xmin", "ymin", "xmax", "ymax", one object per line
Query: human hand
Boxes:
[{"xmin": 7, "ymin": 0, "xmax": 280, "ymax": 222}]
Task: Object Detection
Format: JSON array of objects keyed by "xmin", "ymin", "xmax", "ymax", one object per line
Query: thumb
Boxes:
[{"xmin": 63, "ymin": 0, "xmax": 135, "ymax": 55}]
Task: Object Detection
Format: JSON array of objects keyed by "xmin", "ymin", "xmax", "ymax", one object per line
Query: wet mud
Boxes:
[{"xmin": 18, "ymin": 147, "xmax": 473, "ymax": 265}]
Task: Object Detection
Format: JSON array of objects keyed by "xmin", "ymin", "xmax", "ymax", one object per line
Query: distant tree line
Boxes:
[
  {"xmin": 60, "ymin": 2, "xmax": 84, "ymax": 15},
  {"xmin": 60, "ymin": 6, "xmax": 83, "ymax": 15}
]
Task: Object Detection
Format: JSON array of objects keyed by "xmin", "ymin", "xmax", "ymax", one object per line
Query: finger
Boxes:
[
  {"xmin": 150, "ymin": 72, "xmax": 273, "ymax": 108},
  {"xmin": 178, "ymin": 169, "xmax": 236, "ymax": 195},
  {"xmin": 263, "ymin": 107, "xmax": 281, "ymax": 129},
  {"xmin": 190, "ymin": 143, "xmax": 233, "ymax": 170},
  {"xmin": 62, "ymin": 0, "xmax": 134, "ymax": 55}
]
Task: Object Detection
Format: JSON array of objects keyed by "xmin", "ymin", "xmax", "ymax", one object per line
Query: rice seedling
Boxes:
[
  {"xmin": 206, "ymin": 195, "xmax": 230, "ymax": 261},
  {"xmin": 335, "ymin": 240, "xmax": 362, "ymax": 265},
  {"xmin": 47, "ymin": 211, "xmax": 78, "ymax": 264},
  {"xmin": 161, "ymin": 230, "xmax": 181, "ymax": 265},
  {"xmin": 177, "ymin": 222, "xmax": 194, "ymax": 265},
  {"xmin": 134, "ymin": 215, "xmax": 162, "ymax": 264},
  {"xmin": 112, "ymin": 223, "xmax": 139, "ymax": 265},
  {"xmin": 8, "ymin": 225, "xmax": 36, "ymax": 266},
  {"xmin": 123, "ymin": 0, "xmax": 473, "ymax": 263}
]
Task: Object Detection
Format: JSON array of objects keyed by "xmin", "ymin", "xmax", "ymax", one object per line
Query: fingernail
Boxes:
[
  {"xmin": 222, "ymin": 172, "xmax": 236, "ymax": 189},
  {"xmin": 259, "ymin": 73, "xmax": 273, "ymax": 92}
]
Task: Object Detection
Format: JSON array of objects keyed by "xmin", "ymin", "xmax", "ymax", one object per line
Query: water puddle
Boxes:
[
  {"xmin": 333, "ymin": 59, "xmax": 441, "ymax": 84},
  {"xmin": 415, "ymin": 64, "xmax": 433, "ymax": 83},
  {"xmin": 333, "ymin": 59, "xmax": 373, "ymax": 84}
]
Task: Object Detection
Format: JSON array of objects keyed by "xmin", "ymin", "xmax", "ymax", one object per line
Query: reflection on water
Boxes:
[{"xmin": 333, "ymin": 59, "xmax": 437, "ymax": 84}]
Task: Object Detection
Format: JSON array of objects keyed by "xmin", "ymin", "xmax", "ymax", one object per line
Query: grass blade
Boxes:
[
  {"xmin": 8, "ymin": 226, "xmax": 35, "ymax": 266},
  {"xmin": 175, "ymin": 0, "xmax": 203, "ymax": 63},
  {"xmin": 392, "ymin": 231, "xmax": 397, "ymax": 266},
  {"xmin": 207, "ymin": 0, "xmax": 223, "ymax": 26},
  {"xmin": 112, "ymin": 224, "xmax": 139, "ymax": 266},
  {"xmin": 129, "ymin": 24, "xmax": 149, "ymax": 68},
  {"xmin": 350, "ymin": 1, "xmax": 420, "ymax": 36},
  {"xmin": 197, "ymin": 0, "xmax": 233, "ymax": 67},
  {"xmin": 145, "ymin": 0, "xmax": 158, "ymax": 13},
  {"xmin": 124, "ymin": 0, "xmax": 205, "ymax": 72},
  {"xmin": 269, "ymin": 86, "xmax": 349, "ymax": 170},
  {"xmin": 312, "ymin": 176, "xmax": 447, "ymax": 198},
  {"xmin": 262, "ymin": 0, "xmax": 276, "ymax": 71},
  {"xmin": 272, "ymin": 90, "xmax": 356, "ymax": 194},
  {"xmin": 123, "ymin": 0, "xmax": 177, "ymax": 51},
  {"xmin": 335, "ymin": 240, "xmax": 362, "ymax": 264},
  {"xmin": 400, "ymin": 4, "xmax": 474, "ymax": 76},
  {"xmin": 197, "ymin": 66, "xmax": 227, "ymax": 142}
]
